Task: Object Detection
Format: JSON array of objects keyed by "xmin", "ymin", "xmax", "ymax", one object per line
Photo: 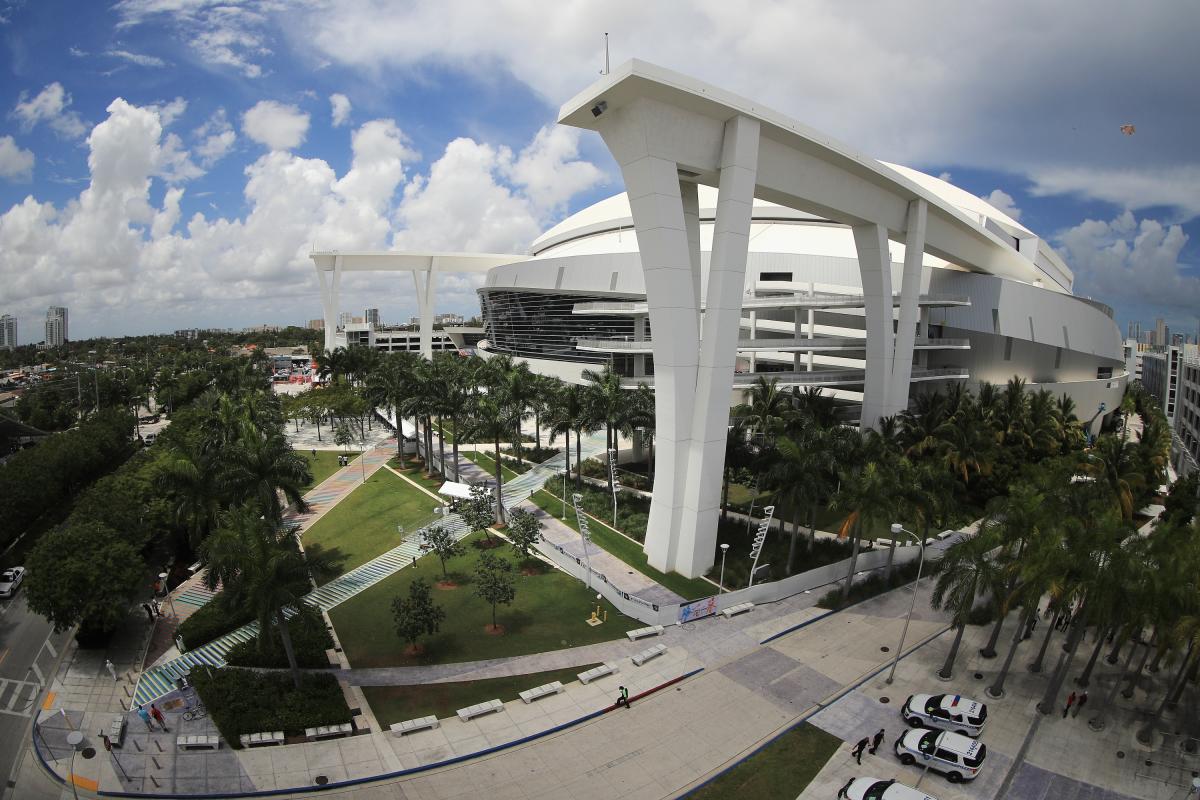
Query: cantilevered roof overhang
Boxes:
[
  {"xmin": 311, "ymin": 251, "xmax": 526, "ymax": 273},
  {"xmin": 558, "ymin": 59, "xmax": 1062, "ymax": 292}
]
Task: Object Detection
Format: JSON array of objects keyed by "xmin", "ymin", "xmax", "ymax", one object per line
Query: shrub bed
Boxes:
[
  {"xmin": 190, "ymin": 667, "xmax": 351, "ymax": 748},
  {"xmin": 816, "ymin": 558, "xmax": 935, "ymax": 610},
  {"xmin": 177, "ymin": 592, "xmax": 254, "ymax": 650},
  {"xmin": 224, "ymin": 607, "xmax": 334, "ymax": 669}
]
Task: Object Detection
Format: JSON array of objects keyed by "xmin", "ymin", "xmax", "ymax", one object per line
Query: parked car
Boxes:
[
  {"xmin": 143, "ymin": 432, "xmax": 157, "ymax": 445},
  {"xmin": 0, "ymin": 566, "xmax": 26, "ymax": 598},
  {"xmin": 894, "ymin": 728, "xmax": 986, "ymax": 782},
  {"xmin": 838, "ymin": 776, "xmax": 939, "ymax": 799},
  {"xmin": 901, "ymin": 693, "xmax": 988, "ymax": 737}
]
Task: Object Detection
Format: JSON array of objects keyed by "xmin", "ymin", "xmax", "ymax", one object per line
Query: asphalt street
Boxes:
[{"xmin": 0, "ymin": 591, "xmax": 70, "ymax": 799}]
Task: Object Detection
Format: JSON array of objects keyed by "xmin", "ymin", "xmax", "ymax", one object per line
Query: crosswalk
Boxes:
[
  {"xmin": 131, "ymin": 430, "xmax": 602, "ymax": 709},
  {"xmin": 0, "ymin": 677, "xmax": 41, "ymax": 718}
]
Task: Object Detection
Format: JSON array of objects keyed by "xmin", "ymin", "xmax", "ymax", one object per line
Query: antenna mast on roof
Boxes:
[{"xmin": 601, "ymin": 32, "xmax": 609, "ymax": 75}]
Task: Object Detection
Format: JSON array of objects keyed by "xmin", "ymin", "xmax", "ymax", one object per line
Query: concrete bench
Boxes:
[
  {"xmin": 721, "ymin": 602, "xmax": 755, "ymax": 619},
  {"xmin": 238, "ymin": 731, "xmax": 284, "ymax": 747},
  {"xmin": 389, "ymin": 716, "xmax": 439, "ymax": 736},
  {"xmin": 626, "ymin": 624, "xmax": 665, "ymax": 641},
  {"xmin": 456, "ymin": 699, "xmax": 503, "ymax": 722},
  {"xmin": 518, "ymin": 681, "xmax": 564, "ymax": 704},
  {"xmin": 108, "ymin": 715, "xmax": 126, "ymax": 747},
  {"xmin": 631, "ymin": 643, "xmax": 667, "ymax": 666},
  {"xmin": 937, "ymin": 530, "xmax": 956, "ymax": 540},
  {"xmin": 305, "ymin": 723, "xmax": 352, "ymax": 741},
  {"xmin": 178, "ymin": 734, "xmax": 219, "ymax": 750},
  {"xmin": 577, "ymin": 662, "xmax": 618, "ymax": 684}
]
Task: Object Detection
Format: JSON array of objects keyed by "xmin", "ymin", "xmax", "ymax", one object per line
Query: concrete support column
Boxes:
[
  {"xmin": 678, "ymin": 113, "xmax": 761, "ymax": 578},
  {"xmin": 316, "ymin": 255, "xmax": 343, "ymax": 352},
  {"xmin": 793, "ymin": 310, "xmax": 802, "ymax": 371},
  {"xmin": 633, "ymin": 314, "xmax": 647, "ymax": 377},
  {"xmin": 411, "ymin": 259, "xmax": 438, "ymax": 359},
  {"xmin": 917, "ymin": 308, "xmax": 930, "ymax": 367},
  {"xmin": 807, "ymin": 282, "xmax": 815, "ymax": 371},
  {"xmin": 749, "ymin": 311, "xmax": 758, "ymax": 372},
  {"xmin": 854, "ymin": 223, "xmax": 894, "ymax": 430},
  {"xmin": 889, "ymin": 199, "xmax": 927, "ymax": 414}
]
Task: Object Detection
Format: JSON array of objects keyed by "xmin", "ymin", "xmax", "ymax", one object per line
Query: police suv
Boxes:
[
  {"xmin": 837, "ymin": 776, "xmax": 940, "ymax": 799},
  {"xmin": 901, "ymin": 693, "xmax": 988, "ymax": 737},
  {"xmin": 894, "ymin": 728, "xmax": 986, "ymax": 782}
]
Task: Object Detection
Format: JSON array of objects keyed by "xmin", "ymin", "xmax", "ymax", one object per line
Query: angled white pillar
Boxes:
[
  {"xmin": 678, "ymin": 114, "xmax": 760, "ymax": 578},
  {"xmin": 889, "ymin": 199, "xmax": 927, "ymax": 413},
  {"xmin": 854, "ymin": 223, "xmax": 894, "ymax": 431},
  {"xmin": 316, "ymin": 255, "xmax": 343, "ymax": 352},
  {"xmin": 411, "ymin": 258, "xmax": 438, "ymax": 359}
]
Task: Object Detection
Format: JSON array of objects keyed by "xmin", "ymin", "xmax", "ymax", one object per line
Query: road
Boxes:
[{"xmin": 0, "ymin": 591, "xmax": 70, "ymax": 799}]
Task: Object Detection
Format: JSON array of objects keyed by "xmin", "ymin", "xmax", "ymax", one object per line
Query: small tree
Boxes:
[
  {"xmin": 473, "ymin": 552, "xmax": 516, "ymax": 631},
  {"xmin": 422, "ymin": 524, "xmax": 463, "ymax": 578},
  {"xmin": 460, "ymin": 483, "xmax": 497, "ymax": 542},
  {"xmin": 334, "ymin": 423, "xmax": 354, "ymax": 457},
  {"xmin": 507, "ymin": 507, "xmax": 542, "ymax": 561},
  {"xmin": 391, "ymin": 578, "xmax": 445, "ymax": 654}
]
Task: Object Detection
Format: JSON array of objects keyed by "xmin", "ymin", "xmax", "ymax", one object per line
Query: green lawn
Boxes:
[
  {"xmin": 529, "ymin": 488, "xmax": 715, "ymax": 601},
  {"xmin": 363, "ymin": 664, "xmax": 601, "ymax": 725},
  {"xmin": 300, "ymin": 450, "xmax": 355, "ymax": 491},
  {"xmin": 301, "ymin": 469, "xmax": 444, "ymax": 576},
  {"xmin": 328, "ymin": 531, "xmax": 635, "ymax": 668},
  {"xmin": 387, "ymin": 459, "xmax": 448, "ymax": 493},
  {"xmin": 687, "ymin": 723, "xmax": 840, "ymax": 800}
]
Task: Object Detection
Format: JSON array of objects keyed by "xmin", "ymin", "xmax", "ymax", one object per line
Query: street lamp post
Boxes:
[
  {"xmin": 885, "ymin": 523, "xmax": 927, "ymax": 685},
  {"xmin": 359, "ymin": 435, "xmax": 367, "ymax": 483},
  {"xmin": 608, "ymin": 447, "xmax": 619, "ymax": 526},
  {"xmin": 719, "ymin": 543, "xmax": 730, "ymax": 593},
  {"xmin": 560, "ymin": 468, "xmax": 567, "ymax": 519},
  {"xmin": 158, "ymin": 572, "xmax": 177, "ymax": 619}
]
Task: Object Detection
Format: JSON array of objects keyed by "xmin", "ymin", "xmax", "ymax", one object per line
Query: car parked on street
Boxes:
[
  {"xmin": 0, "ymin": 566, "xmax": 26, "ymax": 598},
  {"xmin": 901, "ymin": 693, "xmax": 988, "ymax": 737},
  {"xmin": 838, "ymin": 776, "xmax": 940, "ymax": 799},
  {"xmin": 894, "ymin": 728, "xmax": 986, "ymax": 782}
]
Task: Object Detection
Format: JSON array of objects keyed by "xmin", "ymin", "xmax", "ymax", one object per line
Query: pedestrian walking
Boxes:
[
  {"xmin": 136, "ymin": 705, "xmax": 154, "ymax": 731},
  {"xmin": 616, "ymin": 686, "xmax": 631, "ymax": 708},
  {"xmin": 150, "ymin": 703, "xmax": 169, "ymax": 732},
  {"xmin": 311, "ymin": 448, "xmax": 317, "ymax": 457},
  {"xmin": 105, "ymin": 659, "xmax": 118, "ymax": 682},
  {"xmin": 1072, "ymin": 691, "xmax": 1089, "ymax": 718},
  {"xmin": 851, "ymin": 736, "xmax": 869, "ymax": 764},
  {"xmin": 141, "ymin": 603, "xmax": 154, "ymax": 623},
  {"xmin": 151, "ymin": 598, "xmax": 162, "ymax": 617},
  {"xmin": 1063, "ymin": 691, "xmax": 1077, "ymax": 718},
  {"xmin": 868, "ymin": 728, "xmax": 885, "ymax": 754}
]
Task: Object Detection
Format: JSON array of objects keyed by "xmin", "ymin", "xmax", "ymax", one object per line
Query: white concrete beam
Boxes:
[
  {"xmin": 854, "ymin": 223, "xmax": 894, "ymax": 431},
  {"xmin": 889, "ymin": 198, "xmax": 927, "ymax": 414}
]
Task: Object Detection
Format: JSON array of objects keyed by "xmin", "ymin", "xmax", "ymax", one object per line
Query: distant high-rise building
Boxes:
[
  {"xmin": 1155, "ymin": 318, "xmax": 1166, "ymax": 347},
  {"xmin": 364, "ymin": 308, "xmax": 380, "ymax": 326},
  {"xmin": 307, "ymin": 318, "xmax": 325, "ymax": 330},
  {"xmin": 174, "ymin": 329, "xmax": 200, "ymax": 340},
  {"xmin": 337, "ymin": 311, "xmax": 354, "ymax": 330},
  {"xmin": 45, "ymin": 306, "xmax": 67, "ymax": 347},
  {"xmin": 0, "ymin": 314, "xmax": 16, "ymax": 351}
]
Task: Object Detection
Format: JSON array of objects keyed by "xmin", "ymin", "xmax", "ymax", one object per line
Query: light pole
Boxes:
[
  {"xmin": 572, "ymin": 493, "xmax": 592, "ymax": 589},
  {"xmin": 359, "ymin": 434, "xmax": 367, "ymax": 483},
  {"xmin": 885, "ymin": 523, "xmax": 927, "ymax": 685},
  {"xmin": 719, "ymin": 543, "xmax": 730, "ymax": 593},
  {"xmin": 608, "ymin": 447, "xmax": 619, "ymax": 526},
  {"xmin": 158, "ymin": 572, "xmax": 177, "ymax": 619},
  {"xmin": 560, "ymin": 468, "xmax": 567, "ymax": 519},
  {"xmin": 748, "ymin": 505, "xmax": 775, "ymax": 587}
]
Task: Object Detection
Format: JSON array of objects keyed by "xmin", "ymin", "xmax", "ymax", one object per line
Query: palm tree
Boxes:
[
  {"xmin": 364, "ymin": 351, "xmax": 418, "ymax": 465},
  {"xmin": 1085, "ymin": 435, "xmax": 1144, "ymax": 519},
  {"xmin": 222, "ymin": 423, "xmax": 312, "ymax": 525},
  {"xmin": 200, "ymin": 506, "xmax": 327, "ymax": 688},
  {"xmin": 931, "ymin": 527, "xmax": 1000, "ymax": 679},
  {"xmin": 723, "ymin": 420, "xmax": 753, "ymax": 523},
  {"xmin": 831, "ymin": 443, "xmax": 898, "ymax": 600},
  {"xmin": 465, "ymin": 391, "xmax": 521, "ymax": 525},
  {"xmin": 583, "ymin": 364, "xmax": 626, "ymax": 493},
  {"xmin": 157, "ymin": 442, "xmax": 224, "ymax": 548},
  {"xmin": 546, "ymin": 383, "xmax": 599, "ymax": 490},
  {"xmin": 936, "ymin": 407, "xmax": 997, "ymax": 485},
  {"xmin": 734, "ymin": 376, "xmax": 790, "ymax": 447}
]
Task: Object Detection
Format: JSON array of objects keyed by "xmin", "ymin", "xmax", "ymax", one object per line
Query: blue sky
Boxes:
[{"xmin": 0, "ymin": 0, "xmax": 1197, "ymax": 344}]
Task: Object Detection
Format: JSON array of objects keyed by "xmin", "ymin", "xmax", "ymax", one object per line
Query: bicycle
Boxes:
[{"xmin": 182, "ymin": 703, "xmax": 207, "ymax": 722}]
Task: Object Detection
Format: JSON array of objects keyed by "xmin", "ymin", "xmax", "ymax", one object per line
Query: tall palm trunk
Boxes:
[
  {"xmin": 939, "ymin": 623, "xmax": 966, "ymax": 680},
  {"xmin": 1075, "ymin": 629, "xmax": 1109, "ymax": 687},
  {"xmin": 493, "ymin": 434, "xmax": 506, "ymax": 525},
  {"xmin": 721, "ymin": 469, "xmax": 730, "ymax": 523},
  {"xmin": 394, "ymin": 408, "xmax": 406, "ymax": 468},
  {"xmin": 1106, "ymin": 627, "xmax": 1130, "ymax": 664},
  {"xmin": 274, "ymin": 609, "xmax": 301, "ymax": 689},
  {"xmin": 987, "ymin": 608, "xmax": 1031, "ymax": 698},
  {"xmin": 786, "ymin": 502, "xmax": 802, "ymax": 575},
  {"xmin": 1027, "ymin": 617, "xmax": 1057, "ymax": 673},
  {"xmin": 1036, "ymin": 612, "xmax": 1088, "ymax": 715},
  {"xmin": 1122, "ymin": 632, "xmax": 1154, "ymax": 699},
  {"xmin": 807, "ymin": 502, "xmax": 819, "ymax": 552},
  {"xmin": 841, "ymin": 518, "xmax": 863, "ymax": 602},
  {"xmin": 437, "ymin": 418, "xmax": 447, "ymax": 477},
  {"xmin": 450, "ymin": 414, "xmax": 461, "ymax": 481},
  {"xmin": 980, "ymin": 611, "xmax": 1006, "ymax": 659},
  {"xmin": 575, "ymin": 429, "xmax": 583, "ymax": 489},
  {"xmin": 1137, "ymin": 646, "xmax": 1199, "ymax": 745},
  {"xmin": 1089, "ymin": 637, "xmax": 1141, "ymax": 730},
  {"xmin": 563, "ymin": 428, "xmax": 571, "ymax": 502}
]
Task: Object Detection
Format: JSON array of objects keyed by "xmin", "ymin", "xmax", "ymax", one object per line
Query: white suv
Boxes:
[
  {"xmin": 894, "ymin": 728, "xmax": 986, "ymax": 782},
  {"xmin": 901, "ymin": 693, "xmax": 987, "ymax": 737},
  {"xmin": 837, "ymin": 776, "xmax": 940, "ymax": 799}
]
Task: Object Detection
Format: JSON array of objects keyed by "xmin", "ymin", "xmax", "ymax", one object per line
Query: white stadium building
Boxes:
[{"xmin": 314, "ymin": 61, "xmax": 1126, "ymax": 578}]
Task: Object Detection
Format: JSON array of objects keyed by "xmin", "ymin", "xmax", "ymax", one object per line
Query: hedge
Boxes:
[
  {"xmin": 177, "ymin": 592, "xmax": 254, "ymax": 650},
  {"xmin": 224, "ymin": 606, "xmax": 334, "ymax": 669},
  {"xmin": 189, "ymin": 667, "xmax": 351, "ymax": 747}
]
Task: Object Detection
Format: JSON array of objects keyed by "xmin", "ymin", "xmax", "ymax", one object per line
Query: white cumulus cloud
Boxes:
[
  {"xmin": 329, "ymin": 93, "xmax": 351, "ymax": 127},
  {"xmin": 193, "ymin": 108, "xmax": 236, "ymax": 165},
  {"xmin": 242, "ymin": 100, "xmax": 309, "ymax": 151},
  {"xmin": 0, "ymin": 136, "xmax": 35, "ymax": 182},
  {"xmin": 11, "ymin": 82, "xmax": 88, "ymax": 139},
  {"xmin": 980, "ymin": 189, "xmax": 1021, "ymax": 221},
  {"xmin": 105, "ymin": 49, "xmax": 168, "ymax": 68}
]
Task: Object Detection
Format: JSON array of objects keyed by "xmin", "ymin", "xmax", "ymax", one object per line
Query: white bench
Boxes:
[
  {"xmin": 631, "ymin": 643, "xmax": 667, "ymax": 666},
  {"xmin": 937, "ymin": 530, "xmax": 956, "ymax": 540},
  {"xmin": 456, "ymin": 699, "xmax": 503, "ymax": 721},
  {"xmin": 518, "ymin": 681, "xmax": 563, "ymax": 704},
  {"xmin": 389, "ymin": 716, "xmax": 439, "ymax": 736},
  {"xmin": 305, "ymin": 723, "xmax": 352, "ymax": 741},
  {"xmin": 721, "ymin": 602, "xmax": 755, "ymax": 619},
  {"xmin": 626, "ymin": 625, "xmax": 664, "ymax": 641},
  {"xmin": 238, "ymin": 731, "xmax": 284, "ymax": 747},
  {"xmin": 177, "ymin": 734, "xmax": 219, "ymax": 750},
  {"xmin": 577, "ymin": 662, "xmax": 619, "ymax": 684},
  {"xmin": 108, "ymin": 715, "xmax": 126, "ymax": 747}
]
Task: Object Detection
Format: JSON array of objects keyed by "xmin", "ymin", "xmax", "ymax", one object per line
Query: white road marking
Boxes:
[
  {"xmin": 3, "ymin": 680, "xmax": 16, "ymax": 710},
  {"xmin": 30, "ymin": 662, "xmax": 43, "ymax": 684},
  {"xmin": 43, "ymin": 639, "xmax": 56, "ymax": 658},
  {"xmin": 0, "ymin": 680, "xmax": 36, "ymax": 718}
]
